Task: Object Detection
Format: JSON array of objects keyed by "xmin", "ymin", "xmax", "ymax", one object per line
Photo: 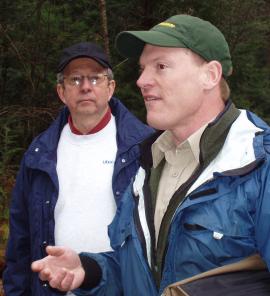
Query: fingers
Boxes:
[
  {"xmin": 59, "ymin": 270, "xmax": 75, "ymax": 291},
  {"xmin": 49, "ymin": 268, "xmax": 67, "ymax": 288},
  {"xmin": 46, "ymin": 245, "xmax": 66, "ymax": 257},
  {"xmin": 35, "ymin": 265, "xmax": 75, "ymax": 292},
  {"xmin": 48, "ymin": 268, "xmax": 75, "ymax": 291},
  {"xmin": 31, "ymin": 260, "xmax": 44, "ymax": 272},
  {"xmin": 39, "ymin": 267, "xmax": 52, "ymax": 282},
  {"xmin": 31, "ymin": 245, "xmax": 79, "ymax": 292},
  {"xmin": 32, "ymin": 246, "xmax": 65, "ymax": 272}
]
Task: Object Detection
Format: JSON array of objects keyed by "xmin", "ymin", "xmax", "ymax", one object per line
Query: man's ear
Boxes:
[
  {"xmin": 57, "ymin": 84, "xmax": 66, "ymax": 104},
  {"xmin": 202, "ymin": 61, "xmax": 222, "ymax": 90}
]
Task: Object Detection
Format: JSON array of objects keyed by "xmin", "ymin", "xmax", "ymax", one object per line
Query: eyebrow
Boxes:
[{"xmin": 139, "ymin": 56, "xmax": 173, "ymax": 67}]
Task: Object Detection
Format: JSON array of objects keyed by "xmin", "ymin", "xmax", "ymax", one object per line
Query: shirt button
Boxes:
[
  {"xmin": 116, "ymin": 191, "xmax": 120, "ymax": 196},
  {"xmin": 121, "ymin": 158, "xmax": 126, "ymax": 163},
  {"xmin": 172, "ymin": 172, "xmax": 178, "ymax": 177},
  {"xmin": 35, "ymin": 148, "xmax": 39, "ymax": 152},
  {"xmin": 45, "ymin": 200, "xmax": 50, "ymax": 204}
]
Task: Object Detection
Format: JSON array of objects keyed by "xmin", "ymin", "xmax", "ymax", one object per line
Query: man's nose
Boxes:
[
  {"xmin": 136, "ymin": 69, "xmax": 153, "ymax": 90},
  {"xmin": 80, "ymin": 77, "xmax": 93, "ymax": 91}
]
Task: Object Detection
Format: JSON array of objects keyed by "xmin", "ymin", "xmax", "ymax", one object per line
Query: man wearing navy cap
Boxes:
[{"xmin": 3, "ymin": 42, "xmax": 153, "ymax": 296}]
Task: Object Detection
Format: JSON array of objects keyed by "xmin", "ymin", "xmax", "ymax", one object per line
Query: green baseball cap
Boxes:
[{"xmin": 115, "ymin": 14, "xmax": 233, "ymax": 77}]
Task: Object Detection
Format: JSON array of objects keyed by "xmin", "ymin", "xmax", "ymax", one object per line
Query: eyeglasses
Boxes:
[{"xmin": 63, "ymin": 73, "xmax": 109, "ymax": 87}]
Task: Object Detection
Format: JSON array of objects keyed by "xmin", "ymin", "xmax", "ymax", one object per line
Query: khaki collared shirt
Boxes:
[{"xmin": 152, "ymin": 125, "xmax": 207, "ymax": 239}]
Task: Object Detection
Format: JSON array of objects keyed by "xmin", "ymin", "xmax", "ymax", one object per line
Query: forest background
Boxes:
[{"xmin": 0, "ymin": 0, "xmax": 270, "ymax": 290}]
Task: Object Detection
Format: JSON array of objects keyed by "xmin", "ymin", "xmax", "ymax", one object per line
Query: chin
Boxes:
[{"xmin": 147, "ymin": 116, "xmax": 166, "ymax": 130}]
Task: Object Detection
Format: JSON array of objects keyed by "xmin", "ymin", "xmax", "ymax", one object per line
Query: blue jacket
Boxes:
[
  {"xmin": 3, "ymin": 97, "xmax": 154, "ymax": 296},
  {"xmin": 75, "ymin": 104, "xmax": 270, "ymax": 296}
]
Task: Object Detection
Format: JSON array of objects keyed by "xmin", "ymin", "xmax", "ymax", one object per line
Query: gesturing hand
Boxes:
[{"xmin": 31, "ymin": 246, "xmax": 85, "ymax": 291}]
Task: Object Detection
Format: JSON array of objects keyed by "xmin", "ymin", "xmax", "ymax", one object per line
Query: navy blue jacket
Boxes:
[{"xmin": 3, "ymin": 97, "xmax": 154, "ymax": 296}]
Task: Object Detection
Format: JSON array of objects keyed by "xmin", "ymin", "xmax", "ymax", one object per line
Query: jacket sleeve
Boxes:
[
  {"xmin": 3, "ymin": 156, "xmax": 32, "ymax": 295},
  {"xmin": 73, "ymin": 251, "xmax": 122, "ymax": 296},
  {"xmin": 255, "ymin": 161, "xmax": 270, "ymax": 271}
]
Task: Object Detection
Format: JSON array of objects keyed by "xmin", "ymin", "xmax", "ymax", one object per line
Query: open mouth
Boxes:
[{"xmin": 144, "ymin": 95, "xmax": 160, "ymax": 102}]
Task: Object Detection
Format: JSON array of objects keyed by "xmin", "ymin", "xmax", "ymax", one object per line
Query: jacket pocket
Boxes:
[{"xmin": 179, "ymin": 198, "xmax": 256, "ymax": 261}]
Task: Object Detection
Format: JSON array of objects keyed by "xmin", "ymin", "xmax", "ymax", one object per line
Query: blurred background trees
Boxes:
[
  {"xmin": 0, "ymin": 0, "xmax": 270, "ymax": 283},
  {"xmin": 1, "ymin": 0, "xmax": 269, "ymax": 114}
]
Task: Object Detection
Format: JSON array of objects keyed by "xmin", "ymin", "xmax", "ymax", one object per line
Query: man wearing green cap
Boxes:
[{"xmin": 31, "ymin": 15, "xmax": 270, "ymax": 295}]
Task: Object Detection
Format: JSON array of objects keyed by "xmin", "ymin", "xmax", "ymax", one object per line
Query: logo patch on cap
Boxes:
[{"xmin": 158, "ymin": 22, "xmax": 175, "ymax": 28}]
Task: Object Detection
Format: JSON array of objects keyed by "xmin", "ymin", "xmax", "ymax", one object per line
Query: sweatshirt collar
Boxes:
[{"xmin": 68, "ymin": 107, "xmax": 111, "ymax": 135}]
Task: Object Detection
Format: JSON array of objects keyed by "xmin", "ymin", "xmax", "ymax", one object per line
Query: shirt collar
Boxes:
[
  {"xmin": 68, "ymin": 107, "xmax": 111, "ymax": 135},
  {"xmin": 152, "ymin": 124, "xmax": 208, "ymax": 168}
]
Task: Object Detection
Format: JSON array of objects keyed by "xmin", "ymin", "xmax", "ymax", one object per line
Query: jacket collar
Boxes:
[
  {"xmin": 188, "ymin": 108, "xmax": 264, "ymax": 194},
  {"xmin": 140, "ymin": 101, "xmax": 240, "ymax": 171},
  {"xmin": 199, "ymin": 101, "xmax": 240, "ymax": 167}
]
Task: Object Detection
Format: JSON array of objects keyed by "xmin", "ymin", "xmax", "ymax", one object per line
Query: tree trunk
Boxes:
[{"xmin": 98, "ymin": 0, "xmax": 110, "ymax": 59}]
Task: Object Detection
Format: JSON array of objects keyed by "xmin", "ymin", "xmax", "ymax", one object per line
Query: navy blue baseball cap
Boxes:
[{"xmin": 57, "ymin": 42, "xmax": 112, "ymax": 72}]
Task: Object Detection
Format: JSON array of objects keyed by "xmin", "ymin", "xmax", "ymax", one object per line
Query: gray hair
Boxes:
[
  {"xmin": 106, "ymin": 68, "xmax": 114, "ymax": 80},
  {"xmin": 56, "ymin": 72, "xmax": 64, "ymax": 84}
]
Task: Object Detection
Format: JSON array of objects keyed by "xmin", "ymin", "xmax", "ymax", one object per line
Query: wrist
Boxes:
[{"xmin": 78, "ymin": 253, "xmax": 102, "ymax": 289}]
